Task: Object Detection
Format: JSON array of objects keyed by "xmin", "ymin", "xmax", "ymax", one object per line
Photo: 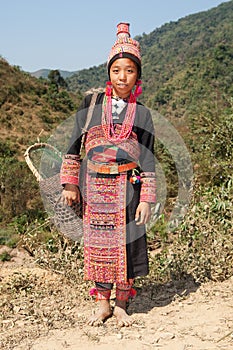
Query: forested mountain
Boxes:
[
  {"xmin": 67, "ymin": 1, "xmax": 233, "ymax": 118},
  {"xmin": 139, "ymin": 0, "xmax": 233, "ymax": 117}
]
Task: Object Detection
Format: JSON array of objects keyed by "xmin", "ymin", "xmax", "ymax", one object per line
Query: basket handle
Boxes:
[{"xmin": 24, "ymin": 142, "xmax": 62, "ymax": 182}]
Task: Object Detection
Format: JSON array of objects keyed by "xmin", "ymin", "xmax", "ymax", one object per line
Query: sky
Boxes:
[{"xmin": 0, "ymin": 0, "xmax": 230, "ymax": 73}]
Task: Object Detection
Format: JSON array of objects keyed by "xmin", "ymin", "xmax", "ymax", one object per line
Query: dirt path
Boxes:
[
  {"xmin": 1, "ymin": 247, "xmax": 233, "ymax": 350},
  {"xmin": 22, "ymin": 279, "xmax": 233, "ymax": 350}
]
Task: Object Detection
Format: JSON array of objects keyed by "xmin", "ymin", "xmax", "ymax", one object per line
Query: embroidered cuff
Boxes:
[
  {"xmin": 60, "ymin": 154, "xmax": 81, "ymax": 186},
  {"xmin": 140, "ymin": 172, "xmax": 156, "ymax": 203},
  {"xmin": 89, "ymin": 287, "xmax": 111, "ymax": 301},
  {"xmin": 116, "ymin": 284, "xmax": 137, "ymax": 301}
]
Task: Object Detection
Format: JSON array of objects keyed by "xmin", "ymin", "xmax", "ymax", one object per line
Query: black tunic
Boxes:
[{"xmin": 63, "ymin": 92, "xmax": 155, "ymax": 280}]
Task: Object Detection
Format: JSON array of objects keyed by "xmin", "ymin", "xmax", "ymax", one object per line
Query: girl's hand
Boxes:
[
  {"xmin": 135, "ymin": 202, "xmax": 151, "ymax": 225},
  {"xmin": 62, "ymin": 184, "xmax": 80, "ymax": 206}
]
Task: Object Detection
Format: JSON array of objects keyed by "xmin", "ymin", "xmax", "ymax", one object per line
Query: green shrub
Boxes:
[{"xmin": 0, "ymin": 251, "xmax": 12, "ymax": 262}]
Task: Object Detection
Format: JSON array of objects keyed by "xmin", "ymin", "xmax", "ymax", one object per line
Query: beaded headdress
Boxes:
[{"xmin": 107, "ymin": 22, "xmax": 142, "ymax": 78}]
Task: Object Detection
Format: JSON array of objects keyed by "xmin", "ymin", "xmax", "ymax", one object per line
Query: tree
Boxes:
[{"xmin": 48, "ymin": 70, "xmax": 67, "ymax": 91}]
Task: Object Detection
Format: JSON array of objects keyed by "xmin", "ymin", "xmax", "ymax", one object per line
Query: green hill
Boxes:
[
  {"xmin": 139, "ymin": 1, "xmax": 233, "ymax": 117},
  {"xmin": 0, "ymin": 59, "xmax": 82, "ymax": 227},
  {"xmin": 0, "ymin": 58, "xmax": 82, "ymax": 156},
  {"xmin": 67, "ymin": 1, "xmax": 233, "ymax": 118},
  {"xmin": 31, "ymin": 68, "xmax": 77, "ymax": 79}
]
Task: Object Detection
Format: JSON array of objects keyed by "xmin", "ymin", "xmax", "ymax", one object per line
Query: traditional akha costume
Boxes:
[{"xmin": 60, "ymin": 23, "xmax": 156, "ymax": 302}]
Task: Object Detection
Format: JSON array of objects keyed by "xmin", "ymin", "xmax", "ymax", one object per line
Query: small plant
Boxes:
[
  {"xmin": 0, "ymin": 226, "xmax": 19, "ymax": 247},
  {"xmin": 0, "ymin": 251, "xmax": 12, "ymax": 262}
]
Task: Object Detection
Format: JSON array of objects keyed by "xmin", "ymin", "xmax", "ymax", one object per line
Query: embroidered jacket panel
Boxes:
[{"xmin": 61, "ymin": 92, "xmax": 156, "ymax": 203}]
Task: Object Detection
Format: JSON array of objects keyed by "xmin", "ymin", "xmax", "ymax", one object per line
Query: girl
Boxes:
[{"xmin": 61, "ymin": 22, "xmax": 156, "ymax": 327}]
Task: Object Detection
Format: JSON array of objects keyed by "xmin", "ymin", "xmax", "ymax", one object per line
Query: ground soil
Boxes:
[{"xmin": 0, "ymin": 246, "xmax": 233, "ymax": 350}]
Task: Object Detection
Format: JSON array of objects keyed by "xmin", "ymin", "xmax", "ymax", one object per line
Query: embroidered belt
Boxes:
[{"xmin": 87, "ymin": 160, "xmax": 138, "ymax": 174}]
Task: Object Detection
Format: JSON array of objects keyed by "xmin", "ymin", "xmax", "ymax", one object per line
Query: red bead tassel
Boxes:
[
  {"xmin": 105, "ymin": 81, "xmax": 112, "ymax": 96},
  {"xmin": 134, "ymin": 80, "xmax": 142, "ymax": 98}
]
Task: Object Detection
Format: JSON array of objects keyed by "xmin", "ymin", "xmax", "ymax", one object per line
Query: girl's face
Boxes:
[{"xmin": 109, "ymin": 58, "xmax": 138, "ymax": 99}]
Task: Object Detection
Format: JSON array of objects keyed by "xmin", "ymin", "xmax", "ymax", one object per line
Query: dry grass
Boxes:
[{"xmin": 0, "ymin": 234, "xmax": 91, "ymax": 349}]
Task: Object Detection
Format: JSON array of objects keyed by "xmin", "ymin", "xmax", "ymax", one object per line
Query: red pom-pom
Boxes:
[
  {"xmin": 89, "ymin": 287, "xmax": 97, "ymax": 296},
  {"xmin": 130, "ymin": 288, "xmax": 137, "ymax": 298}
]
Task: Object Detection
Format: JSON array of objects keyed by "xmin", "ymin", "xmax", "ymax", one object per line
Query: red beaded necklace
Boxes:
[{"xmin": 102, "ymin": 92, "xmax": 136, "ymax": 142}]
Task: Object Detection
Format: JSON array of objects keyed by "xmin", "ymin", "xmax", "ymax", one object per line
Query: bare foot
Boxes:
[
  {"xmin": 87, "ymin": 300, "xmax": 112, "ymax": 326},
  {"xmin": 113, "ymin": 300, "xmax": 133, "ymax": 327}
]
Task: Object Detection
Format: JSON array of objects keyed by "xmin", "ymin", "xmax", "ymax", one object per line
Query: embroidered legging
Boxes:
[{"xmin": 95, "ymin": 281, "xmax": 134, "ymax": 301}]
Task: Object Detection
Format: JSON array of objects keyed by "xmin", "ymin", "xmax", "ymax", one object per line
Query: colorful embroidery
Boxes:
[
  {"xmin": 140, "ymin": 172, "xmax": 156, "ymax": 203},
  {"xmin": 116, "ymin": 281, "xmax": 137, "ymax": 301},
  {"xmin": 60, "ymin": 154, "xmax": 81, "ymax": 186},
  {"xmin": 91, "ymin": 145, "xmax": 118, "ymax": 163},
  {"xmin": 83, "ymin": 171, "xmax": 128, "ymax": 283},
  {"xmin": 85, "ymin": 125, "xmax": 140, "ymax": 161},
  {"xmin": 89, "ymin": 287, "xmax": 111, "ymax": 301}
]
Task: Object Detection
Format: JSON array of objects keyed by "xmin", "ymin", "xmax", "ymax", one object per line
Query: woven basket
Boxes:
[{"xmin": 24, "ymin": 143, "xmax": 83, "ymax": 241}]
